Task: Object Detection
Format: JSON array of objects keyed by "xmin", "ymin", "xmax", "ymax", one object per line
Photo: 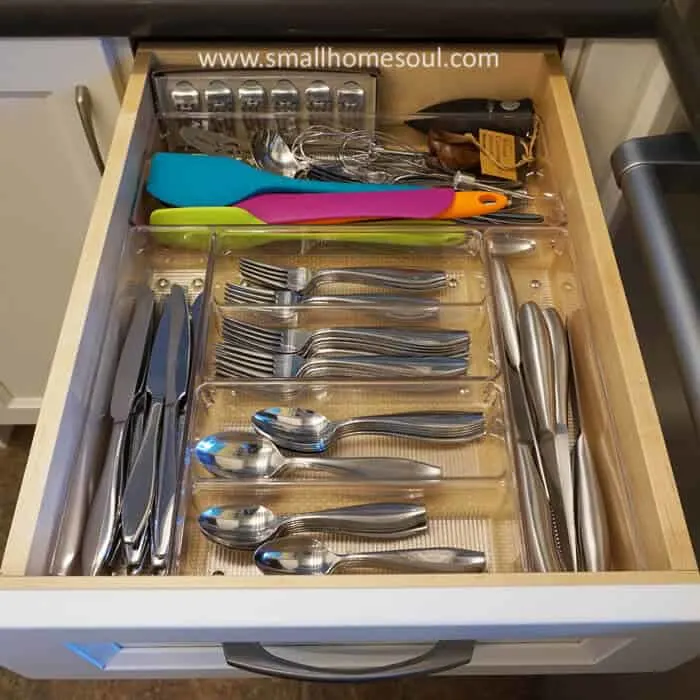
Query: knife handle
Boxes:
[
  {"xmin": 575, "ymin": 433, "xmax": 611, "ymax": 571},
  {"xmin": 151, "ymin": 402, "xmax": 179, "ymax": 568},
  {"xmin": 543, "ymin": 308, "xmax": 569, "ymax": 426},
  {"xmin": 121, "ymin": 398, "xmax": 162, "ymax": 545},
  {"xmin": 514, "ymin": 443, "xmax": 562, "ymax": 573},
  {"xmin": 518, "ymin": 302, "xmax": 555, "ymax": 433},
  {"xmin": 79, "ymin": 420, "xmax": 127, "ymax": 576},
  {"xmin": 490, "ymin": 258, "xmax": 520, "ymax": 368}
]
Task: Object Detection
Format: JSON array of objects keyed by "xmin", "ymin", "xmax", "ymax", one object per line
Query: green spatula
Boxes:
[{"xmin": 148, "ymin": 207, "xmax": 467, "ymax": 250}]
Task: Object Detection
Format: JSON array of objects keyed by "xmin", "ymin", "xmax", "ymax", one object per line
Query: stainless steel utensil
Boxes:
[
  {"xmin": 120, "ymin": 287, "xmax": 177, "ymax": 566},
  {"xmin": 151, "ymin": 285, "xmax": 191, "ymax": 570},
  {"xmin": 255, "ymin": 535, "xmax": 487, "ymax": 575},
  {"xmin": 568, "ymin": 323, "xmax": 611, "ymax": 572},
  {"xmin": 518, "ymin": 301, "xmax": 575, "ymax": 570},
  {"xmin": 251, "ymin": 407, "xmax": 486, "ymax": 453},
  {"xmin": 80, "ymin": 286, "xmax": 155, "ymax": 576},
  {"xmin": 251, "ymin": 129, "xmax": 301, "ymax": 177},
  {"xmin": 199, "ymin": 503, "xmax": 428, "ymax": 549},
  {"xmin": 224, "ymin": 284, "xmax": 441, "ymax": 321},
  {"xmin": 238, "ymin": 258, "xmax": 448, "ymax": 293},
  {"xmin": 222, "ymin": 318, "xmax": 470, "ymax": 358},
  {"xmin": 487, "ymin": 236, "xmax": 536, "ymax": 257},
  {"xmin": 489, "ymin": 258, "xmax": 561, "ymax": 572},
  {"xmin": 543, "ymin": 307, "xmax": 578, "ymax": 570},
  {"xmin": 195, "ymin": 432, "xmax": 442, "ymax": 480},
  {"xmin": 214, "ymin": 343, "xmax": 468, "ymax": 380},
  {"xmin": 179, "ymin": 126, "xmax": 247, "ymax": 158},
  {"xmin": 305, "ymin": 81, "xmax": 332, "ymax": 120}
]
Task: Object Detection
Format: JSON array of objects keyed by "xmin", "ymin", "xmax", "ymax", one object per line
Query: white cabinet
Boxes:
[{"xmin": 0, "ymin": 39, "xmax": 128, "ymax": 425}]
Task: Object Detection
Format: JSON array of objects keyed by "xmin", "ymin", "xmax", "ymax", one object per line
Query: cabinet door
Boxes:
[{"xmin": 0, "ymin": 39, "xmax": 125, "ymax": 425}]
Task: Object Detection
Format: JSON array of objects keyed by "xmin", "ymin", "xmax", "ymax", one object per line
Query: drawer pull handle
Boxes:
[
  {"xmin": 75, "ymin": 85, "xmax": 105, "ymax": 175},
  {"xmin": 222, "ymin": 640, "xmax": 474, "ymax": 681}
]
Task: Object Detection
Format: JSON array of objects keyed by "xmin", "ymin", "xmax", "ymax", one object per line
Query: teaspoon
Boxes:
[
  {"xmin": 195, "ymin": 432, "xmax": 442, "ymax": 480},
  {"xmin": 254, "ymin": 535, "xmax": 487, "ymax": 575},
  {"xmin": 252, "ymin": 407, "xmax": 486, "ymax": 453},
  {"xmin": 199, "ymin": 503, "xmax": 428, "ymax": 549}
]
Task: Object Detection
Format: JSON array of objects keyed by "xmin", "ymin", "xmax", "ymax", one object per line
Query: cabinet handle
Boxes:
[
  {"xmin": 222, "ymin": 640, "xmax": 474, "ymax": 681},
  {"xmin": 75, "ymin": 85, "xmax": 105, "ymax": 175}
]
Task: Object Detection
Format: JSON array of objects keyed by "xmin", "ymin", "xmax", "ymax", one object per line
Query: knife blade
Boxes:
[
  {"xmin": 80, "ymin": 285, "xmax": 155, "ymax": 576},
  {"xmin": 543, "ymin": 307, "xmax": 578, "ymax": 571},
  {"xmin": 518, "ymin": 301, "xmax": 574, "ymax": 570},
  {"xmin": 121, "ymin": 289, "xmax": 174, "ymax": 551},
  {"xmin": 503, "ymin": 363, "xmax": 561, "ymax": 572},
  {"xmin": 151, "ymin": 285, "xmax": 191, "ymax": 569}
]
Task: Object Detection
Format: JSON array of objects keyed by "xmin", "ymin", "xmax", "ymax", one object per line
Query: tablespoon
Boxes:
[
  {"xmin": 255, "ymin": 535, "xmax": 487, "ymax": 575},
  {"xmin": 195, "ymin": 432, "xmax": 442, "ymax": 480},
  {"xmin": 252, "ymin": 407, "xmax": 486, "ymax": 453},
  {"xmin": 198, "ymin": 503, "xmax": 428, "ymax": 549}
]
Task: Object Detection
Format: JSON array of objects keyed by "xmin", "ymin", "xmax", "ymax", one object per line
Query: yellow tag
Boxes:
[{"xmin": 479, "ymin": 129, "xmax": 518, "ymax": 181}]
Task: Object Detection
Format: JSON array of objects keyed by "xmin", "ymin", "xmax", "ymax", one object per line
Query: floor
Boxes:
[{"xmin": 1, "ymin": 427, "xmax": 698, "ymax": 698}]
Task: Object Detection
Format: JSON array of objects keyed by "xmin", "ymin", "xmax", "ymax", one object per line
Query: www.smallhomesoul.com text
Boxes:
[{"xmin": 198, "ymin": 47, "xmax": 500, "ymax": 70}]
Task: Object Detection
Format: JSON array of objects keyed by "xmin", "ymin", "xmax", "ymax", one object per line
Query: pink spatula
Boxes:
[{"xmin": 236, "ymin": 189, "xmax": 507, "ymax": 224}]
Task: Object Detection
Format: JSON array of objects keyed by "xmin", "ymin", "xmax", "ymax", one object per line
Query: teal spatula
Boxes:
[{"xmin": 147, "ymin": 152, "xmax": 416, "ymax": 207}]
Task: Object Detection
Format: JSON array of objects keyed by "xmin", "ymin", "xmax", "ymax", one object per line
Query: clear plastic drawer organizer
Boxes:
[{"xmin": 84, "ymin": 224, "xmax": 644, "ymax": 578}]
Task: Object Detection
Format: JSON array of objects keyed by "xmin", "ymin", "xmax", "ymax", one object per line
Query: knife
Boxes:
[
  {"xmin": 568, "ymin": 322, "xmax": 611, "ymax": 572},
  {"xmin": 489, "ymin": 259, "xmax": 560, "ymax": 572},
  {"xmin": 518, "ymin": 301, "xmax": 575, "ymax": 570},
  {"xmin": 151, "ymin": 285, "xmax": 191, "ymax": 570},
  {"xmin": 49, "ymin": 304, "xmax": 125, "ymax": 576},
  {"xmin": 543, "ymin": 307, "xmax": 579, "ymax": 571},
  {"xmin": 503, "ymin": 362, "xmax": 562, "ymax": 572},
  {"xmin": 80, "ymin": 285, "xmax": 155, "ymax": 576},
  {"xmin": 120, "ymin": 289, "xmax": 174, "ymax": 564}
]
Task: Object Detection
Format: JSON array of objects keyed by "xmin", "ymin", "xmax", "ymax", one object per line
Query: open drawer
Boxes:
[{"xmin": 0, "ymin": 44, "xmax": 698, "ymax": 680}]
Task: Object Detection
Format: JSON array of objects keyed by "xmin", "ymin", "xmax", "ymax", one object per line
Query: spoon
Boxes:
[
  {"xmin": 199, "ymin": 503, "xmax": 428, "ymax": 549},
  {"xmin": 254, "ymin": 535, "xmax": 487, "ymax": 575},
  {"xmin": 195, "ymin": 432, "xmax": 442, "ymax": 480},
  {"xmin": 251, "ymin": 407, "xmax": 486, "ymax": 453},
  {"xmin": 251, "ymin": 129, "xmax": 301, "ymax": 177}
]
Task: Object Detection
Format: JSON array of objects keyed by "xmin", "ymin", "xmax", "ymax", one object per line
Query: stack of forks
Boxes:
[{"xmin": 217, "ymin": 257, "xmax": 471, "ymax": 379}]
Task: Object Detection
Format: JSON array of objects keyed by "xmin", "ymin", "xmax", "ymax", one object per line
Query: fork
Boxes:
[
  {"xmin": 214, "ymin": 343, "xmax": 468, "ymax": 379},
  {"xmin": 239, "ymin": 257, "xmax": 448, "ymax": 293},
  {"xmin": 224, "ymin": 283, "xmax": 441, "ymax": 321},
  {"xmin": 222, "ymin": 318, "xmax": 470, "ymax": 358}
]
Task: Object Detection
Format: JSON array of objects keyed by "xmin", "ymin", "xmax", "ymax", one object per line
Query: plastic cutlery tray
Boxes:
[{"xmin": 79, "ymin": 223, "xmax": 644, "ymax": 577}]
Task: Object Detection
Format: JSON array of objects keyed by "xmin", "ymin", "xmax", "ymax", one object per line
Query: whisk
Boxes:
[
  {"xmin": 291, "ymin": 125, "xmax": 435, "ymax": 183},
  {"xmin": 290, "ymin": 125, "xmax": 531, "ymax": 199}
]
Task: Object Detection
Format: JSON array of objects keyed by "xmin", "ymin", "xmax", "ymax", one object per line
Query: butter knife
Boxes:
[
  {"xmin": 151, "ymin": 285, "xmax": 191, "ymax": 570},
  {"xmin": 80, "ymin": 286, "xmax": 155, "ymax": 576},
  {"xmin": 121, "ymin": 290, "xmax": 174, "ymax": 566},
  {"xmin": 518, "ymin": 301, "xmax": 574, "ymax": 570},
  {"xmin": 568, "ymin": 324, "xmax": 611, "ymax": 571},
  {"xmin": 543, "ymin": 307, "xmax": 579, "ymax": 571},
  {"xmin": 489, "ymin": 259, "xmax": 560, "ymax": 571}
]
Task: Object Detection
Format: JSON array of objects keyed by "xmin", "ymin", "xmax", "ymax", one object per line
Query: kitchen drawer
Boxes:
[{"xmin": 1, "ymin": 44, "xmax": 699, "ymax": 680}]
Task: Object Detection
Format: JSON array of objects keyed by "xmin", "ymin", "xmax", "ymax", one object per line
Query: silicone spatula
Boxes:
[
  {"xmin": 237, "ymin": 190, "xmax": 508, "ymax": 224},
  {"xmin": 146, "ymin": 152, "xmax": 416, "ymax": 207},
  {"xmin": 147, "ymin": 209, "xmax": 467, "ymax": 250}
]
